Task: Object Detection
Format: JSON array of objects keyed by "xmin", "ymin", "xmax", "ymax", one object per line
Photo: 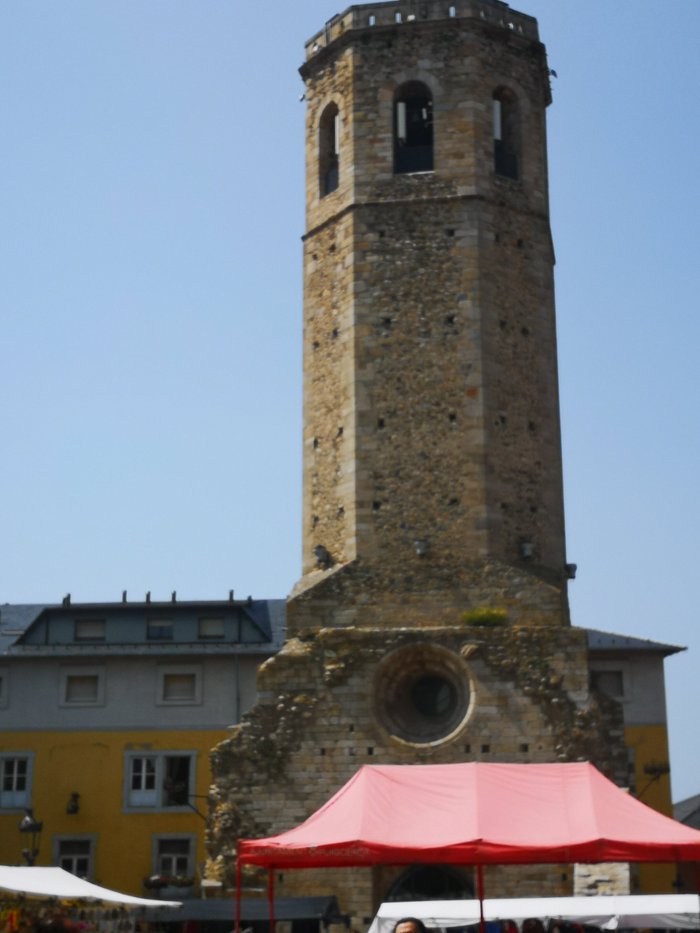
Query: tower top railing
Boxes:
[{"xmin": 304, "ymin": 0, "xmax": 539, "ymax": 61}]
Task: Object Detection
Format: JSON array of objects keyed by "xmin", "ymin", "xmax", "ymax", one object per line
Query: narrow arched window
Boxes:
[
  {"xmin": 394, "ymin": 81, "xmax": 433, "ymax": 174},
  {"xmin": 493, "ymin": 87, "xmax": 520, "ymax": 180},
  {"xmin": 319, "ymin": 103, "xmax": 340, "ymax": 197}
]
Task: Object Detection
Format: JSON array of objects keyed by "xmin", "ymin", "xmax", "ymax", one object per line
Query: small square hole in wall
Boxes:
[
  {"xmin": 464, "ymin": 744, "xmax": 471, "ymax": 753},
  {"xmin": 520, "ymin": 743, "xmax": 529, "ymax": 753},
  {"xmin": 367, "ymin": 747, "xmax": 374, "ymax": 756},
  {"xmin": 481, "ymin": 744, "xmax": 490, "ymax": 753},
  {"xmin": 319, "ymin": 748, "xmax": 326, "ymax": 756}
]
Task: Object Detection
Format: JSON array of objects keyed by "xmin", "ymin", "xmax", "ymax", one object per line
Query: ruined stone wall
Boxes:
[{"xmin": 208, "ymin": 623, "xmax": 628, "ymax": 923}]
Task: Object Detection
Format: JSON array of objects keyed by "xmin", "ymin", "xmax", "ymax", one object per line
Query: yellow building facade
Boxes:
[
  {"xmin": 0, "ymin": 728, "xmax": 225, "ymax": 896},
  {"xmin": 0, "ymin": 599, "xmax": 283, "ymax": 897},
  {"xmin": 588, "ymin": 629, "xmax": 683, "ymax": 893}
]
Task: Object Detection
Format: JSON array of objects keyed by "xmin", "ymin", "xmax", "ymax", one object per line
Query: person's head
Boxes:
[{"xmin": 394, "ymin": 918, "xmax": 428, "ymax": 933}]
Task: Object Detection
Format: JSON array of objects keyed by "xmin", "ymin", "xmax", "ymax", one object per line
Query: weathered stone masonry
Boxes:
[{"xmin": 208, "ymin": 1, "xmax": 628, "ymax": 924}]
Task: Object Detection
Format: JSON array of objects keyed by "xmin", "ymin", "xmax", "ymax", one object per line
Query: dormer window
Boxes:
[
  {"xmin": 74, "ymin": 619, "xmax": 105, "ymax": 642},
  {"xmin": 394, "ymin": 82, "xmax": 433, "ymax": 174},
  {"xmin": 198, "ymin": 617, "xmax": 225, "ymax": 640},
  {"xmin": 147, "ymin": 618, "xmax": 173, "ymax": 641},
  {"xmin": 493, "ymin": 87, "xmax": 520, "ymax": 179},
  {"xmin": 319, "ymin": 103, "xmax": 340, "ymax": 197}
]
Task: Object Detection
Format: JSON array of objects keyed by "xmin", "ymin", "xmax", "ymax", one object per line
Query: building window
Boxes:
[
  {"xmin": 394, "ymin": 81, "xmax": 433, "ymax": 174},
  {"xmin": 198, "ymin": 617, "xmax": 224, "ymax": 640},
  {"xmin": 590, "ymin": 669, "xmax": 625, "ymax": 699},
  {"xmin": 157, "ymin": 666, "xmax": 201, "ymax": 705},
  {"xmin": 74, "ymin": 619, "xmax": 105, "ymax": 642},
  {"xmin": 55, "ymin": 838, "xmax": 93, "ymax": 879},
  {"xmin": 60, "ymin": 668, "xmax": 104, "ymax": 706},
  {"xmin": 147, "ymin": 618, "xmax": 173, "ymax": 641},
  {"xmin": 125, "ymin": 752, "xmax": 195, "ymax": 810},
  {"xmin": 0, "ymin": 755, "xmax": 32, "ymax": 809},
  {"xmin": 162, "ymin": 673, "xmax": 196, "ymax": 702},
  {"xmin": 319, "ymin": 102, "xmax": 340, "ymax": 197},
  {"xmin": 493, "ymin": 87, "xmax": 520, "ymax": 179},
  {"xmin": 0, "ymin": 667, "xmax": 8, "ymax": 708},
  {"xmin": 153, "ymin": 836, "xmax": 194, "ymax": 878}
]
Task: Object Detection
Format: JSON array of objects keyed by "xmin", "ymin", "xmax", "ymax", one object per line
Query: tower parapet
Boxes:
[{"xmin": 304, "ymin": 0, "xmax": 540, "ymax": 63}]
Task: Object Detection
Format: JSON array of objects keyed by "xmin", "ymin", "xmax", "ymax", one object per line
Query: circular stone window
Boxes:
[{"xmin": 374, "ymin": 644, "xmax": 472, "ymax": 746}]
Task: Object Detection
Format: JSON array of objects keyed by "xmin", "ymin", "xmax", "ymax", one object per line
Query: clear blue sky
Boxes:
[{"xmin": 1, "ymin": 2, "xmax": 698, "ymax": 801}]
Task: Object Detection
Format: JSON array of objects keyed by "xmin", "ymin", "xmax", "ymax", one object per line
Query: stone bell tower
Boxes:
[
  {"xmin": 292, "ymin": 0, "xmax": 570, "ymax": 634},
  {"xmin": 209, "ymin": 1, "xmax": 627, "ymax": 922}
]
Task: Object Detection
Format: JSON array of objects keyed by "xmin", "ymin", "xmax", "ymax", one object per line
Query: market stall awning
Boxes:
[
  {"xmin": 238, "ymin": 762, "xmax": 700, "ymax": 867},
  {"xmin": 144, "ymin": 895, "xmax": 345, "ymax": 924},
  {"xmin": 0, "ymin": 866, "xmax": 182, "ymax": 909},
  {"xmin": 367, "ymin": 896, "xmax": 700, "ymax": 933}
]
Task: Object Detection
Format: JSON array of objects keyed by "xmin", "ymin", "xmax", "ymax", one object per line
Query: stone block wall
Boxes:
[
  {"xmin": 207, "ymin": 619, "xmax": 628, "ymax": 924},
  {"xmin": 205, "ymin": 4, "xmax": 632, "ymax": 926},
  {"xmin": 300, "ymin": 6, "xmax": 566, "ymax": 586}
]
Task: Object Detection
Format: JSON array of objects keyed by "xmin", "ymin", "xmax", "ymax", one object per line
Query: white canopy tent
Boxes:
[
  {"xmin": 368, "ymin": 896, "xmax": 700, "ymax": 933},
  {"xmin": 0, "ymin": 866, "xmax": 182, "ymax": 909}
]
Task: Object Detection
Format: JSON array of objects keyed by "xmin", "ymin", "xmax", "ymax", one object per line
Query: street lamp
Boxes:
[{"xmin": 18, "ymin": 808, "xmax": 43, "ymax": 865}]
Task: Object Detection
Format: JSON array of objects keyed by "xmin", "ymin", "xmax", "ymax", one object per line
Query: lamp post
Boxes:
[{"xmin": 18, "ymin": 808, "xmax": 43, "ymax": 865}]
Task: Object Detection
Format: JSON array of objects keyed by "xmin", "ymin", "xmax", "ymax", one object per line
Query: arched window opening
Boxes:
[
  {"xmin": 493, "ymin": 87, "xmax": 520, "ymax": 180},
  {"xmin": 319, "ymin": 103, "xmax": 340, "ymax": 197},
  {"xmin": 386, "ymin": 865, "xmax": 474, "ymax": 901},
  {"xmin": 394, "ymin": 82, "xmax": 433, "ymax": 174}
]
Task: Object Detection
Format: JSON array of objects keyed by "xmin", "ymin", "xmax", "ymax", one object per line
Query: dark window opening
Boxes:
[
  {"xmin": 493, "ymin": 88, "xmax": 520, "ymax": 180},
  {"xmin": 319, "ymin": 103, "xmax": 340, "ymax": 196},
  {"xmin": 590, "ymin": 669, "xmax": 624, "ymax": 699},
  {"xmin": 394, "ymin": 82, "xmax": 433, "ymax": 174},
  {"xmin": 386, "ymin": 864, "xmax": 474, "ymax": 901},
  {"xmin": 163, "ymin": 755, "xmax": 191, "ymax": 806},
  {"xmin": 411, "ymin": 675, "xmax": 457, "ymax": 719},
  {"xmin": 147, "ymin": 618, "xmax": 173, "ymax": 641}
]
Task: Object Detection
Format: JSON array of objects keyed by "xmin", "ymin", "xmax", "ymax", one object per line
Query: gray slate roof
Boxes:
[
  {"xmin": 0, "ymin": 599, "xmax": 285, "ymax": 655},
  {"xmin": 583, "ymin": 627, "xmax": 685, "ymax": 657},
  {"xmin": 674, "ymin": 794, "xmax": 700, "ymax": 829},
  {"xmin": 0, "ymin": 604, "xmax": 52, "ymax": 652}
]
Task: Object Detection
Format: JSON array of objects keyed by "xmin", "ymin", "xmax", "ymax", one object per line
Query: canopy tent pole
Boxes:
[
  {"xmin": 476, "ymin": 864, "xmax": 485, "ymax": 933},
  {"xmin": 235, "ymin": 854, "xmax": 242, "ymax": 933},
  {"xmin": 268, "ymin": 866, "xmax": 276, "ymax": 933}
]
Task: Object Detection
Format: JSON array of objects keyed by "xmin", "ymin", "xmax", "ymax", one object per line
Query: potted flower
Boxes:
[{"xmin": 143, "ymin": 875, "xmax": 195, "ymax": 898}]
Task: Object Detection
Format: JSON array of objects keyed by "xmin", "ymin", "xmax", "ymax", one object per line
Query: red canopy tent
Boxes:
[{"xmin": 236, "ymin": 762, "xmax": 700, "ymax": 931}]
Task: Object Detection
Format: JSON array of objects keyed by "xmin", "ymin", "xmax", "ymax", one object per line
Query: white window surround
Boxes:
[
  {"xmin": 0, "ymin": 752, "xmax": 33, "ymax": 810},
  {"xmin": 123, "ymin": 751, "xmax": 196, "ymax": 812},
  {"xmin": 59, "ymin": 667, "xmax": 105, "ymax": 707},
  {"xmin": 157, "ymin": 665, "xmax": 202, "ymax": 706}
]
